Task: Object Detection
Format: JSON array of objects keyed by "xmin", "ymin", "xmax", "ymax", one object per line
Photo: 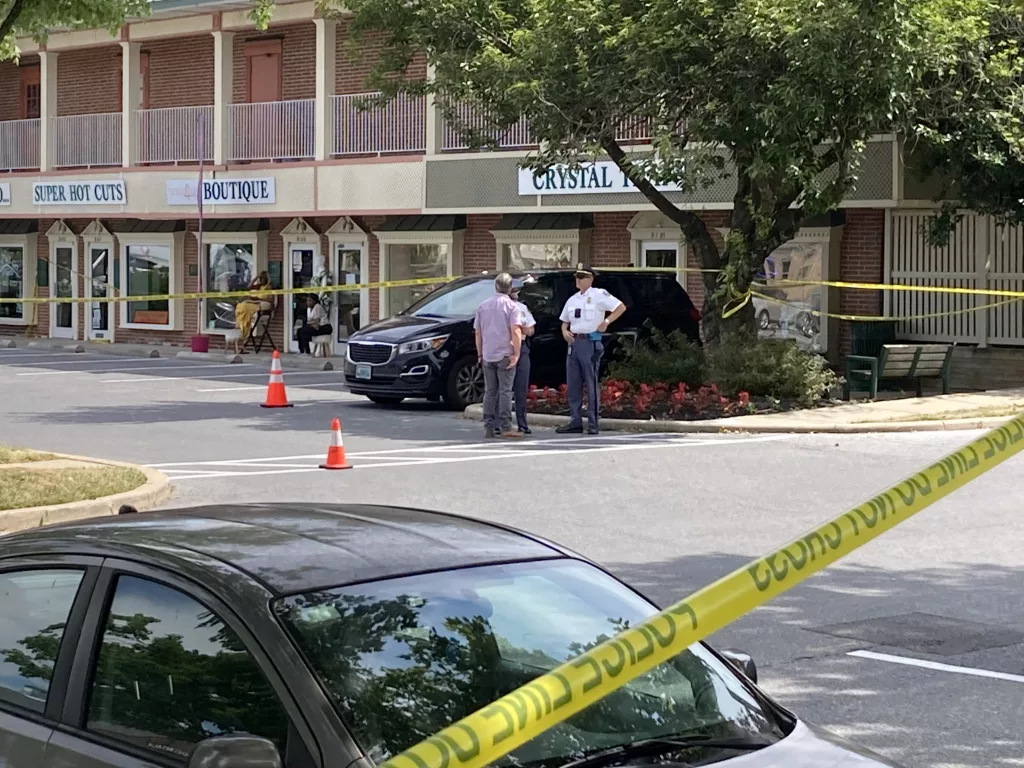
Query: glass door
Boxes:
[
  {"xmin": 50, "ymin": 246, "xmax": 77, "ymax": 339},
  {"xmin": 288, "ymin": 246, "xmax": 316, "ymax": 353},
  {"xmin": 641, "ymin": 241, "xmax": 682, "ymax": 286},
  {"xmin": 335, "ymin": 244, "xmax": 364, "ymax": 341},
  {"xmin": 87, "ymin": 246, "xmax": 113, "ymax": 341}
]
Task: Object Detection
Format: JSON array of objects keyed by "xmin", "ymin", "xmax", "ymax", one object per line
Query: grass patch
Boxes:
[
  {"xmin": 0, "ymin": 445, "xmax": 59, "ymax": 464},
  {"xmin": 0, "ymin": 467, "xmax": 146, "ymax": 511},
  {"xmin": 882, "ymin": 405, "xmax": 1024, "ymax": 423}
]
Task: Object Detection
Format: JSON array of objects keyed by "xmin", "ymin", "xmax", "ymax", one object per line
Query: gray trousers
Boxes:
[
  {"xmin": 514, "ymin": 343, "xmax": 531, "ymax": 431},
  {"xmin": 567, "ymin": 337, "xmax": 603, "ymax": 430},
  {"xmin": 482, "ymin": 357, "xmax": 516, "ymax": 432}
]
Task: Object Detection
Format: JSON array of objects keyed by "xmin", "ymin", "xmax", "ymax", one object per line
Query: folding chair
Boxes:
[{"xmin": 246, "ymin": 296, "xmax": 279, "ymax": 353}]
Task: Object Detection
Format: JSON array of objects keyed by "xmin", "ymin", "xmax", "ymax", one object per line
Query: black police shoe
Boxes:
[
  {"xmin": 587, "ymin": 428, "xmax": 599, "ymax": 435},
  {"xmin": 555, "ymin": 424, "xmax": 583, "ymax": 434}
]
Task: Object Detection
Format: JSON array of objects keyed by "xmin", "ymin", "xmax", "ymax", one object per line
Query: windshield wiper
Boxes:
[{"xmin": 557, "ymin": 733, "xmax": 773, "ymax": 768}]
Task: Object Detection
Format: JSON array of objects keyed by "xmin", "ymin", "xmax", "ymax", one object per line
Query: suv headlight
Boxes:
[{"xmin": 398, "ymin": 335, "xmax": 450, "ymax": 355}]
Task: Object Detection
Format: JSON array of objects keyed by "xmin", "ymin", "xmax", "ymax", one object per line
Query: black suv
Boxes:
[{"xmin": 343, "ymin": 269, "xmax": 702, "ymax": 409}]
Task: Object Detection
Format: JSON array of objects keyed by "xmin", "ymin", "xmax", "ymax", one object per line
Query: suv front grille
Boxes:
[{"xmin": 348, "ymin": 342, "xmax": 395, "ymax": 365}]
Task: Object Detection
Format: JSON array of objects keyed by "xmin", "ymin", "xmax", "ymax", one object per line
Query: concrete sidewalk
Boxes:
[
  {"xmin": 465, "ymin": 388, "xmax": 1024, "ymax": 433},
  {"xmin": 10, "ymin": 338, "xmax": 341, "ymax": 372}
]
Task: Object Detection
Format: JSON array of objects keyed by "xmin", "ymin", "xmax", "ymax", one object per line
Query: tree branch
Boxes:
[
  {"xmin": 0, "ymin": 0, "xmax": 26, "ymax": 43},
  {"xmin": 600, "ymin": 136, "xmax": 720, "ymax": 270}
]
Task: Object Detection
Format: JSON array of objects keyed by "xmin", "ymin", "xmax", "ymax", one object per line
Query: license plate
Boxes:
[{"xmin": 355, "ymin": 364, "xmax": 372, "ymax": 380}]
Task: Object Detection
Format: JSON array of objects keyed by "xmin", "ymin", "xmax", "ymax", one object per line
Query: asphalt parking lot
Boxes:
[{"xmin": 3, "ymin": 346, "xmax": 1023, "ymax": 768}]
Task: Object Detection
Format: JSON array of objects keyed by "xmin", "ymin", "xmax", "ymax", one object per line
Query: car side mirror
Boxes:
[
  {"xmin": 720, "ymin": 649, "xmax": 758, "ymax": 684},
  {"xmin": 188, "ymin": 735, "xmax": 283, "ymax": 768}
]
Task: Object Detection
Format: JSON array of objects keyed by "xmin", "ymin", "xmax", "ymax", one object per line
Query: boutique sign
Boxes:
[
  {"xmin": 518, "ymin": 161, "xmax": 682, "ymax": 196},
  {"xmin": 166, "ymin": 177, "xmax": 276, "ymax": 206},
  {"xmin": 32, "ymin": 180, "xmax": 126, "ymax": 205}
]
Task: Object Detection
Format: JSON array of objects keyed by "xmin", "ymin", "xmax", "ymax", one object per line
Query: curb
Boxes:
[
  {"xmin": 0, "ymin": 339, "xmax": 16, "ymax": 348},
  {"xmin": 176, "ymin": 350, "xmax": 244, "ymax": 364},
  {"xmin": 27, "ymin": 341, "xmax": 84, "ymax": 353},
  {"xmin": 0, "ymin": 454, "xmax": 173, "ymax": 536},
  {"xmin": 461, "ymin": 404, "xmax": 1013, "ymax": 434}
]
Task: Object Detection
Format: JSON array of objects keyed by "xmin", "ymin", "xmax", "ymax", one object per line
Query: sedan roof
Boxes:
[{"xmin": 4, "ymin": 504, "xmax": 566, "ymax": 595}]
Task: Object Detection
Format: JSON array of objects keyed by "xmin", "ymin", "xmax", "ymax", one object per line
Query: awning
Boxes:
[
  {"xmin": 0, "ymin": 220, "xmax": 38, "ymax": 235},
  {"xmin": 376, "ymin": 215, "xmax": 467, "ymax": 233},
  {"xmin": 494, "ymin": 213, "xmax": 594, "ymax": 231},
  {"xmin": 202, "ymin": 218, "xmax": 270, "ymax": 233},
  {"xmin": 110, "ymin": 219, "xmax": 187, "ymax": 234}
]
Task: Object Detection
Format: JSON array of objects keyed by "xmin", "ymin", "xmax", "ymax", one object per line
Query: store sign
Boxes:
[
  {"xmin": 0, "ymin": 183, "xmax": 9, "ymax": 206},
  {"xmin": 166, "ymin": 177, "xmax": 276, "ymax": 206},
  {"xmin": 32, "ymin": 180, "xmax": 126, "ymax": 205},
  {"xmin": 518, "ymin": 161, "xmax": 682, "ymax": 196}
]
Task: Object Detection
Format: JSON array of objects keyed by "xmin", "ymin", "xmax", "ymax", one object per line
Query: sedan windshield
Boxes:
[
  {"xmin": 403, "ymin": 278, "xmax": 495, "ymax": 318},
  {"xmin": 275, "ymin": 560, "xmax": 786, "ymax": 767}
]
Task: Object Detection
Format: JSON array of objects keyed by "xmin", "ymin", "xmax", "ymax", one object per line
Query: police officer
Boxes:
[
  {"xmin": 510, "ymin": 278, "xmax": 537, "ymax": 434},
  {"xmin": 556, "ymin": 264, "xmax": 625, "ymax": 434}
]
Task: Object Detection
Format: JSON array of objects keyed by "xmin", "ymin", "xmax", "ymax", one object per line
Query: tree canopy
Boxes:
[
  {"xmin": 0, "ymin": 0, "xmax": 147, "ymax": 60},
  {"xmin": 334, "ymin": 0, "xmax": 1014, "ymax": 339}
]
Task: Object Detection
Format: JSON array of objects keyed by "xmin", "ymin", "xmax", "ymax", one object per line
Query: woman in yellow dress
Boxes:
[{"xmin": 234, "ymin": 271, "xmax": 272, "ymax": 353}]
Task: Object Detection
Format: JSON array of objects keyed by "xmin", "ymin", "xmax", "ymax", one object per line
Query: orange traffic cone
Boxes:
[
  {"xmin": 320, "ymin": 418, "xmax": 352, "ymax": 470},
  {"xmin": 260, "ymin": 350, "xmax": 293, "ymax": 408}
]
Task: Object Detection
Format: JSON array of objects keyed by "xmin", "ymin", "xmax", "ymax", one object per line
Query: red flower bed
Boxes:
[{"xmin": 527, "ymin": 379, "xmax": 757, "ymax": 421}]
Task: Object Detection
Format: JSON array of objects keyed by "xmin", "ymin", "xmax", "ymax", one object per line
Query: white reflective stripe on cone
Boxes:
[
  {"xmin": 331, "ymin": 429, "xmax": 344, "ymax": 446},
  {"xmin": 269, "ymin": 373, "xmax": 285, "ymax": 383}
]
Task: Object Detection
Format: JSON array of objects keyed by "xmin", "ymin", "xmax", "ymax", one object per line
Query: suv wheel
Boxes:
[
  {"xmin": 445, "ymin": 355, "xmax": 484, "ymax": 409},
  {"xmin": 367, "ymin": 395, "xmax": 405, "ymax": 405}
]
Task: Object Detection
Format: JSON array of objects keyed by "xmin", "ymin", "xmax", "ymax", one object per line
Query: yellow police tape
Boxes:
[
  {"xmin": 0, "ymin": 276, "xmax": 457, "ymax": 305},
  {"xmin": 379, "ymin": 415, "xmax": 1024, "ymax": 768},
  {"xmin": 748, "ymin": 289, "xmax": 1024, "ymax": 324}
]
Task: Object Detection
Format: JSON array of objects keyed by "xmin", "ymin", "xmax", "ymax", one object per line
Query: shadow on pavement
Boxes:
[{"xmin": 607, "ymin": 552, "xmax": 1024, "ymax": 768}]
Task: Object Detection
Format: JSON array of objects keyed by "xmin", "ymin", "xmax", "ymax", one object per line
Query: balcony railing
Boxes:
[
  {"xmin": 228, "ymin": 99, "xmax": 315, "ymax": 162},
  {"xmin": 53, "ymin": 113, "xmax": 122, "ymax": 168},
  {"xmin": 0, "ymin": 119, "xmax": 41, "ymax": 171},
  {"xmin": 136, "ymin": 105, "xmax": 214, "ymax": 164},
  {"xmin": 442, "ymin": 103, "xmax": 535, "ymax": 151},
  {"xmin": 332, "ymin": 92, "xmax": 426, "ymax": 156}
]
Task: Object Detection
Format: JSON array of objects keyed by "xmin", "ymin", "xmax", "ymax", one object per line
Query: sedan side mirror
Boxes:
[
  {"xmin": 720, "ymin": 649, "xmax": 758, "ymax": 684},
  {"xmin": 188, "ymin": 735, "xmax": 284, "ymax": 768}
]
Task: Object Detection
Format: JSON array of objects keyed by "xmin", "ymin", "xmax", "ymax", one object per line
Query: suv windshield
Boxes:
[
  {"xmin": 275, "ymin": 560, "xmax": 784, "ymax": 767},
  {"xmin": 404, "ymin": 278, "xmax": 495, "ymax": 318}
]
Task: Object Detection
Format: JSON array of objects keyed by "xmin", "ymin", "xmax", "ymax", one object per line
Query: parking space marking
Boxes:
[
  {"xmin": 849, "ymin": 650, "xmax": 1024, "ymax": 685},
  {"xmin": 103, "ymin": 370, "xmax": 339, "ymax": 384},
  {"xmin": 4, "ymin": 356, "xmax": 164, "ymax": 368},
  {"xmin": 15, "ymin": 363, "xmax": 254, "ymax": 377},
  {"xmin": 156, "ymin": 434, "xmax": 797, "ymax": 481}
]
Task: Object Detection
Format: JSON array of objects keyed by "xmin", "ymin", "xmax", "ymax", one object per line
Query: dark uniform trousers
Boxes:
[
  {"xmin": 566, "ymin": 335, "xmax": 604, "ymax": 431},
  {"xmin": 513, "ymin": 340, "xmax": 531, "ymax": 431}
]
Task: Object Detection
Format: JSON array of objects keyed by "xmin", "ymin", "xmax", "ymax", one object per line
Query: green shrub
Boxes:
[
  {"xmin": 606, "ymin": 329, "xmax": 706, "ymax": 388},
  {"xmin": 707, "ymin": 331, "xmax": 840, "ymax": 406}
]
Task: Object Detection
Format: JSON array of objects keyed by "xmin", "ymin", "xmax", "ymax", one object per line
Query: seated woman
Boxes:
[
  {"xmin": 297, "ymin": 293, "xmax": 333, "ymax": 355},
  {"xmin": 233, "ymin": 271, "xmax": 272, "ymax": 353}
]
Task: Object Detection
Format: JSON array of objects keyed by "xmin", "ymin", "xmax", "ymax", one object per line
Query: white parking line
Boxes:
[
  {"xmin": 5, "ymin": 356, "xmax": 162, "ymax": 367},
  {"xmin": 0, "ymin": 351, "xmax": 85, "ymax": 358},
  {"xmin": 16, "ymin": 363, "xmax": 254, "ymax": 377},
  {"xmin": 848, "ymin": 650, "xmax": 1024, "ymax": 685},
  {"xmin": 195, "ymin": 380, "xmax": 350, "ymax": 392},
  {"xmin": 103, "ymin": 370, "xmax": 338, "ymax": 384},
  {"xmin": 158, "ymin": 434, "xmax": 797, "ymax": 480}
]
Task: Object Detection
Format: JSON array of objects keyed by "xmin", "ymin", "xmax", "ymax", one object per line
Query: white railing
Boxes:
[
  {"xmin": 0, "ymin": 119, "xmax": 40, "ymax": 171},
  {"xmin": 332, "ymin": 93, "xmax": 426, "ymax": 155},
  {"xmin": 136, "ymin": 105, "xmax": 214, "ymax": 164},
  {"xmin": 228, "ymin": 99, "xmax": 315, "ymax": 162},
  {"xmin": 441, "ymin": 102, "xmax": 535, "ymax": 150},
  {"xmin": 53, "ymin": 113, "xmax": 122, "ymax": 168}
]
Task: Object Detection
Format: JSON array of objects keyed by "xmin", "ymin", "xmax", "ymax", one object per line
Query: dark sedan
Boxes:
[{"xmin": 0, "ymin": 505, "xmax": 901, "ymax": 768}]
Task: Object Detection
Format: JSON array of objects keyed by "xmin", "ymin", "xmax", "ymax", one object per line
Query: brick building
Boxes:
[{"xmin": 0, "ymin": 0, "xmax": 1019, "ymax": 385}]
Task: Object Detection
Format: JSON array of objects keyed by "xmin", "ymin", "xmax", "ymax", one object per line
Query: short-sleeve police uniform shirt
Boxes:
[
  {"xmin": 559, "ymin": 288, "xmax": 623, "ymax": 334},
  {"xmin": 516, "ymin": 301, "xmax": 537, "ymax": 330}
]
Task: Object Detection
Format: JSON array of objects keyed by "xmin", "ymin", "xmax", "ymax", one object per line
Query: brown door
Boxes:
[
  {"xmin": 20, "ymin": 66, "xmax": 40, "ymax": 119},
  {"xmin": 243, "ymin": 40, "xmax": 283, "ymax": 160},
  {"xmin": 246, "ymin": 41, "xmax": 282, "ymax": 102}
]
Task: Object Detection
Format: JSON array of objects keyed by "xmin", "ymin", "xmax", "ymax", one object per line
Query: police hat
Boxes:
[{"xmin": 573, "ymin": 263, "xmax": 596, "ymax": 278}]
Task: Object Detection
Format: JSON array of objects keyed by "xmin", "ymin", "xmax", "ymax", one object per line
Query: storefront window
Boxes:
[
  {"xmin": 205, "ymin": 242, "xmax": 256, "ymax": 331},
  {"xmin": 125, "ymin": 244, "xmax": 171, "ymax": 325},
  {"xmin": 754, "ymin": 242, "xmax": 823, "ymax": 352},
  {"xmin": 0, "ymin": 246, "xmax": 24, "ymax": 320},
  {"xmin": 386, "ymin": 243, "xmax": 448, "ymax": 314},
  {"xmin": 502, "ymin": 243, "xmax": 573, "ymax": 271}
]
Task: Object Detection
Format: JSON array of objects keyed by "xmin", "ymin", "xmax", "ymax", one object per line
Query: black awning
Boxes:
[
  {"xmin": 376, "ymin": 214, "xmax": 467, "ymax": 233},
  {"xmin": 493, "ymin": 213, "xmax": 594, "ymax": 231},
  {"xmin": 203, "ymin": 218, "xmax": 270, "ymax": 233},
  {"xmin": 0, "ymin": 219, "xmax": 39, "ymax": 235},
  {"xmin": 110, "ymin": 219, "xmax": 186, "ymax": 234}
]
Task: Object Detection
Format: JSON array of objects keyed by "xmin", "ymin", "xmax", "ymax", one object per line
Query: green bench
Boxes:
[{"xmin": 843, "ymin": 343, "xmax": 954, "ymax": 400}]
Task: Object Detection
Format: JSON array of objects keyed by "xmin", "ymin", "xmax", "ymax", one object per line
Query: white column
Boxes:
[
  {"xmin": 213, "ymin": 30, "xmax": 234, "ymax": 165},
  {"xmin": 314, "ymin": 18, "xmax": 337, "ymax": 162},
  {"xmin": 425, "ymin": 63, "xmax": 441, "ymax": 154},
  {"xmin": 39, "ymin": 51, "xmax": 59, "ymax": 172},
  {"xmin": 121, "ymin": 42, "xmax": 141, "ymax": 168}
]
